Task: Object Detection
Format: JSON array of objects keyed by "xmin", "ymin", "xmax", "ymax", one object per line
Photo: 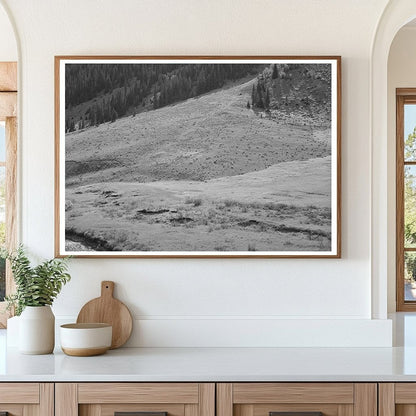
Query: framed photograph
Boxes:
[{"xmin": 55, "ymin": 56, "xmax": 341, "ymax": 258}]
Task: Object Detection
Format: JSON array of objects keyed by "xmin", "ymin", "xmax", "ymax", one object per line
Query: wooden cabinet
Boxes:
[
  {"xmin": 378, "ymin": 383, "xmax": 416, "ymax": 416},
  {"xmin": 55, "ymin": 383, "xmax": 215, "ymax": 416},
  {"xmin": 0, "ymin": 383, "xmax": 53, "ymax": 416},
  {"xmin": 0, "ymin": 380, "xmax": 411, "ymax": 416},
  {"xmin": 217, "ymin": 383, "xmax": 377, "ymax": 416}
]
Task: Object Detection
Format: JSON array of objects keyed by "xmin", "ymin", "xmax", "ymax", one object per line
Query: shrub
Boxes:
[
  {"xmin": 185, "ymin": 197, "xmax": 202, "ymax": 207},
  {"xmin": 4, "ymin": 246, "xmax": 71, "ymax": 316}
]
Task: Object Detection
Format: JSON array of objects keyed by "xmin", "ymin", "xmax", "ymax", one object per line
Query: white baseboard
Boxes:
[{"xmin": 53, "ymin": 317, "xmax": 392, "ymax": 348}]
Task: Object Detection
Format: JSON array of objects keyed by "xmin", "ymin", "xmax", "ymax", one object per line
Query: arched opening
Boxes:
[
  {"xmin": 0, "ymin": 0, "xmax": 18, "ymax": 327},
  {"xmin": 371, "ymin": 1, "xmax": 416, "ymax": 320},
  {"xmin": 387, "ymin": 21, "xmax": 416, "ymax": 314}
]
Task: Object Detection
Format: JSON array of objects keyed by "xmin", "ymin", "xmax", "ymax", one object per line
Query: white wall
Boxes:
[
  {"xmin": 0, "ymin": 3, "xmax": 16, "ymax": 61},
  {"xmin": 0, "ymin": 0, "xmax": 393, "ymax": 346},
  {"xmin": 387, "ymin": 26, "xmax": 416, "ymax": 312}
]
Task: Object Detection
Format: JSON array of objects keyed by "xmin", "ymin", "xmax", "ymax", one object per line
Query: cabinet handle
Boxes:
[
  {"xmin": 115, "ymin": 412, "xmax": 168, "ymax": 416},
  {"xmin": 270, "ymin": 413, "xmax": 323, "ymax": 416}
]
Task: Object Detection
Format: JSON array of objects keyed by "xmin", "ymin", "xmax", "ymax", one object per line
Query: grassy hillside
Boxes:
[{"xmin": 66, "ymin": 78, "xmax": 330, "ymax": 185}]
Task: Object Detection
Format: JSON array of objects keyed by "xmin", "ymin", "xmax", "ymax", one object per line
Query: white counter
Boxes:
[
  {"xmin": 1, "ymin": 345, "xmax": 416, "ymax": 382},
  {"xmin": 1, "ymin": 313, "xmax": 415, "ymax": 382}
]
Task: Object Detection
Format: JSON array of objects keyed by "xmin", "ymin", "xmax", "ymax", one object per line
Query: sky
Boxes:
[{"xmin": 405, "ymin": 104, "xmax": 416, "ymax": 140}]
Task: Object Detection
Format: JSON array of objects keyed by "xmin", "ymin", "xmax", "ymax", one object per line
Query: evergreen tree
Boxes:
[
  {"xmin": 272, "ymin": 64, "xmax": 278, "ymax": 79},
  {"xmin": 265, "ymin": 89, "xmax": 270, "ymax": 109},
  {"xmin": 253, "ymin": 81, "xmax": 265, "ymax": 108},
  {"xmin": 252, "ymin": 84, "xmax": 256, "ymax": 105},
  {"xmin": 111, "ymin": 109, "xmax": 118, "ymax": 122},
  {"xmin": 69, "ymin": 118, "xmax": 75, "ymax": 132},
  {"xmin": 96, "ymin": 103, "xmax": 104, "ymax": 125}
]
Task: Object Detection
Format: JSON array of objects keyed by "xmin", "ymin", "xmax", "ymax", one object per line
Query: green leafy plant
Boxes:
[{"xmin": 4, "ymin": 246, "xmax": 71, "ymax": 316}]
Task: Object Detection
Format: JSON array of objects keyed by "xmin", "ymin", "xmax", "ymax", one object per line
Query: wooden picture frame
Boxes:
[{"xmin": 55, "ymin": 56, "xmax": 341, "ymax": 258}]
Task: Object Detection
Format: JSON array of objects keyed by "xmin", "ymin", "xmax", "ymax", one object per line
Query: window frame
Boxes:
[{"xmin": 0, "ymin": 62, "xmax": 17, "ymax": 327}]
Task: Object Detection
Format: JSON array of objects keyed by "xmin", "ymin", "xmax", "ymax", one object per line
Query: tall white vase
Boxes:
[{"xmin": 19, "ymin": 306, "xmax": 55, "ymax": 354}]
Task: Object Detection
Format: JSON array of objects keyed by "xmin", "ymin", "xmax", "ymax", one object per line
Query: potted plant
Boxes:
[{"xmin": 4, "ymin": 246, "xmax": 71, "ymax": 354}]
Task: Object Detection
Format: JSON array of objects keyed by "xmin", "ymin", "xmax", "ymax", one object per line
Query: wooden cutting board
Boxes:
[{"xmin": 76, "ymin": 281, "xmax": 133, "ymax": 349}]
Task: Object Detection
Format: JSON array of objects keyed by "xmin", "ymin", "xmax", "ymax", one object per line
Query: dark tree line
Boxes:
[
  {"xmin": 65, "ymin": 63, "xmax": 180, "ymax": 108},
  {"xmin": 65, "ymin": 63, "xmax": 265, "ymax": 132}
]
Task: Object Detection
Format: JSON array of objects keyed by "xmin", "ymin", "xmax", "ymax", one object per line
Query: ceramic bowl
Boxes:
[{"xmin": 60, "ymin": 323, "xmax": 112, "ymax": 356}]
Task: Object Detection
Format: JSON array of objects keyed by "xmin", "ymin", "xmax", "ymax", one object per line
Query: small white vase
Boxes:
[{"xmin": 19, "ymin": 306, "xmax": 55, "ymax": 354}]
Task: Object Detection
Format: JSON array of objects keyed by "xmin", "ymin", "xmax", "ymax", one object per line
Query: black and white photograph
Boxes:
[{"xmin": 55, "ymin": 57, "xmax": 341, "ymax": 257}]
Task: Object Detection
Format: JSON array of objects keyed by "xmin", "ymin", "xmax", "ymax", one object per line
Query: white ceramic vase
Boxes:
[{"xmin": 19, "ymin": 306, "xmax": 55, "ymax": 354}]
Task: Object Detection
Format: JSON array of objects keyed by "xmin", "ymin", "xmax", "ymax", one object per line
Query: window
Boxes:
[{"xmin": 0, "ymin": 62, "xmax": 17, "ymax": 327}]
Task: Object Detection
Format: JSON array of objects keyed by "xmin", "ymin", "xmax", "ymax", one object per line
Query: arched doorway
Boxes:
[
  {"xmin": 371, "ymin": 1, "xmax": 416, "ymax": 319},
  {"xmin": 0, "ymin": 0, "xmax": 18, "ymax": 327}
]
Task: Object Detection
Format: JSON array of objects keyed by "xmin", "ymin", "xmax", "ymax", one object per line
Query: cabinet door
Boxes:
[
  {"xmin": 0, "ymin": 383, "xmax": 53, "ymax": 416},
  {"xmin": 55, "ymin": 383, "xmax": 215, "ymax": 416},
  {"xmin": 379, "ymin": 383, "xmax": 416, "ymax": 416},
  {"xmin": 217, "ymin": 383, "xmax": 377, "ymax": 416}
]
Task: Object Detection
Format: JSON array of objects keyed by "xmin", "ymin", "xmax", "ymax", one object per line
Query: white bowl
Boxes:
[{"xmin": 60, "ymin": 323, "xmax": 112, "ymax": 356}]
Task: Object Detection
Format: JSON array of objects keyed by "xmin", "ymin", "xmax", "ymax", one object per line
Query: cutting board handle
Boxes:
[{"xmin": 101, "ymin": 281, "xmax": 115, "ymax": 298}]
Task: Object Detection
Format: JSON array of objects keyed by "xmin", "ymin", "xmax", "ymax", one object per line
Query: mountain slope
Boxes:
[{"xmin": 66, "ymin": 77, "xmax": 330, "ymax": 186}]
